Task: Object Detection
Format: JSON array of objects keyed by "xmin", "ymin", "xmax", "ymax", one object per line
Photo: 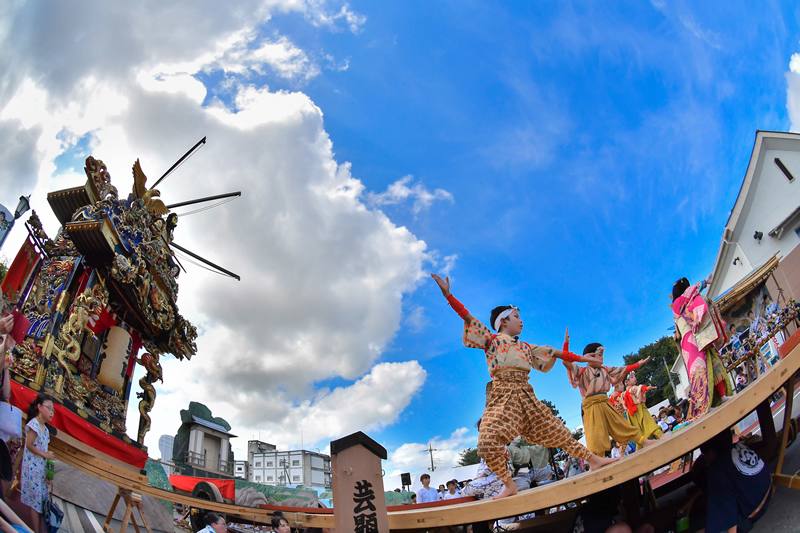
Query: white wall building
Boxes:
[
  {"xmin": 246, "ymin": 440, "xmax": 331, "ymax": 490},
  {"xmin": 707, "ymin": 130, "xmax": 800, "ymax": 301}
]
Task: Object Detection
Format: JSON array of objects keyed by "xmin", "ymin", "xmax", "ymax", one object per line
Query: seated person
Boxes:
[{"xmin": 685, "ymin": 428, "xmax": 771, "ymax": 533}]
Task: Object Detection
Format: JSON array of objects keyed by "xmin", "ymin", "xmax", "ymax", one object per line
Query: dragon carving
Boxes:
[
  {"xmin": 55, "ymin": 284, "xmax": 109, "ymax": 395},
  {"xmin": 134, "ymin": 350, "xmax": 163, "ymax": 444}
]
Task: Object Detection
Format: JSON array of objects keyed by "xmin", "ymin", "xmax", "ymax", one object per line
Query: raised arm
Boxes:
[
  {"xmin": 608, "ymin": 355, "xmax": 650, "ymax": 385},
  {"xmin": 431, "ymin": 274, "xmax": 473, "ymax": 324},
  {"xmin": 553, "ymin": 328, "xmax": 597, "ymax": 364}
]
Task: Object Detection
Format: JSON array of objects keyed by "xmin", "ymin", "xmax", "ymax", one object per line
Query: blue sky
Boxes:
[{"xmin": 1, "ymin": 1, "xmax": 800, "ymax": 476}]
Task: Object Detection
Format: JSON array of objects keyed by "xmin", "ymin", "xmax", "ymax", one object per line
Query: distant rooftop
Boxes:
[{"xmin": 192, "ymin": 415, "xmax": 237, "ymax": 437}]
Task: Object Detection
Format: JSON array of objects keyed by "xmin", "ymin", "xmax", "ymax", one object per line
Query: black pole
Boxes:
[
  {"xmin": 150, "ymin": 136, "xmax": 207, "ymax": 190},
  {"xmin": 166, "ymin": 191, "xmax": 241, "ymax": 210},
  {"xmin": 171, "ymin": 242, "xmax": 240, "ymax": 281}
]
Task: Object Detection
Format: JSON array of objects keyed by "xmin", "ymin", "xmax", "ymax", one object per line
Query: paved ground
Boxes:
[{"xmin": 751, "ymin": 436, "xmax": 800, "ymax": 532}]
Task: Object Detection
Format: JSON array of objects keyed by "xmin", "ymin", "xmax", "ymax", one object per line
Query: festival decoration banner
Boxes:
[
  {"xmin": 1, "ymin": 236, "xmax": 41, "ymax": 303},
  {"xmin": 0, "ymin": 203, "xmax": 12, "ymax": 249}
]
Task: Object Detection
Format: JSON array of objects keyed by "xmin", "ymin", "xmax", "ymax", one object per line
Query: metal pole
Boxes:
[
  {"xmin": 664, "ymin": 357, "xmax": 678, "ymax": 399},
  {"xmin": 150, "ymin": 136, "xmax": 207, "ymax": 190},
  {"xmin": 170, "ymin": 242, "xmax": 241, "ymax": 280},
  {"xmin": 166, "ymin": 191, "xmax": 241, "ymax": 210}
]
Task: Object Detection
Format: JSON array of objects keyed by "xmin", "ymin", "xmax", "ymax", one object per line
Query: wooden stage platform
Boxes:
[{"xmin": 49, "ymin": 342, "xmax": 800, "ymax": 531}]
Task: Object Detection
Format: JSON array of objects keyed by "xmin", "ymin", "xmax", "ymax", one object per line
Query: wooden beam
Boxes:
[
  {"xmin": 775, "ymin": 374, "xmax": 796, "ymax": 483},
  {"xmin": 773, "ymin": 473, "xmax": 800, "ymax": 489}
]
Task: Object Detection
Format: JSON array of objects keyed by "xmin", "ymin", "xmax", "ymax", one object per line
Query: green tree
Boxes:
[
  {"xmin": 0, "ymin": 256, "xmax": 7, "ymax": 281},
  {"xmin": 622, "ymin": 336, "xmax": 680, "ymax": 407},
  {"xmin": 457, "ymin": 446, "xmax": 480, "ymax": 466}
]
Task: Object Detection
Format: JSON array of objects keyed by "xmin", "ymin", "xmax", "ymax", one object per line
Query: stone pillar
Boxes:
[{"xmin": 331, "ymin": 431, "xmax": 389, "ymax": 533}]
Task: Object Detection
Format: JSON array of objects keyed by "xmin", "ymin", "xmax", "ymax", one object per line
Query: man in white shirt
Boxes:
[{"xmin": 416, "ymin": 474, "xmax": 440, "ymax": 503}]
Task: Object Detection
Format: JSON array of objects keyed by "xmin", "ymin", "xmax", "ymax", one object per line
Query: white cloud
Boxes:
[
  {"xmin": 0, "ymin": 0, "xmax": 434, "ymax": 458},
  {"xmin": 367, "ymin": 175, "xmax": 454, "ymax": 214},
  {"xmin": 787, "ymin": 53, "xmax": 800, "ymax": 132},
  {"xmin": 385, "ymin": 428, "xmax": 475, "ymax": 477},
  {"xmin": 305, "ymin": 0, "xmax": 367, "ymax": 34},
  {"xmin": 679, "ymin": 14, "xmax": 722, "ymax": 50}
]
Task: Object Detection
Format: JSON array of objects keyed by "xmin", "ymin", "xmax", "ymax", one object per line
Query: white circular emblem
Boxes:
[{"xmin": 731, "ymin": 442, "xmax": 764, "ymax": 476}]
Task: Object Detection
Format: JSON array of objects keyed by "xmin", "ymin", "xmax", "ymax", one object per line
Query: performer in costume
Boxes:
[
  {"xmin": 563, "ymin": 341, "xmax": 655, "ymax": 456},
  {"xmin": 672, "ymin": 277, "xmax": 733, "ymax": 421},
  {"xmin": 431, "ymin": 273, "xmax": 616, "ymax": 499},
  {"xmin": 623, "ymin": 371, "xmax": 662, "ymax": 447},
  {"xmin": 609, "ymin": 382, "xmax": 627, "ymax": 416}
]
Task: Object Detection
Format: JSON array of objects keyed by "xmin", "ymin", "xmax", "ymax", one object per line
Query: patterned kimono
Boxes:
[
  {"xmin": 673, "ymin": 281, "xmax": 733, "ymax": 421},
  {"xmin": 609, "ymin": 390, "xmax": 627, "ymax": 416},
  {"xmin": 623, "ymin": 385, "xmax": 662, "ymax": 446},
  {"xmin": 21, "ymin": 418, "xmax": 49, "ymax": 513},
  {"xmin": 565, "ymin": 363, "xmax": 642, "ymax": 455},
  {"xmin": 462, "ymin": 317, "xmax": 592, "ymax": 483}
]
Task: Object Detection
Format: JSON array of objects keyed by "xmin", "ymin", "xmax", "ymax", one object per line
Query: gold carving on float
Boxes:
[
  {"xmin": 10, "ymin": 341, "xmax": 41, "ymax": 380},
  {"xmin": 134, "ymin": 349, "xmax": 162, "ymax": 444}
]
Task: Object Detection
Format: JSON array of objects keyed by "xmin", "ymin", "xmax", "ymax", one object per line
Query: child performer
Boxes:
[
  {"xmin": 609, "ymin": 382, "xmax": 627, "ymax": 417},
  {"xmin": 563, "ymin": 342, "xmax": 655, "ymax": 456},
  {"xmin": 431, "ymin": 274, "xmax": 616, "ymax": 499},
  {"xmin": 623, "ymin": 371, "xmax": 663, "ymax": 447}
]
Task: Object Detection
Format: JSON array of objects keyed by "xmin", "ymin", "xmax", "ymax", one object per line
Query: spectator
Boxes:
[
  {"xmin": 21, "ymin": 394, "xmax": 55, "ymax": 533},
  {"xmin": 416, "ymin": 474, "xmax": 440, "ymax": 503},
  {"xmin": 763, "ymin": 294, "xmax": 779, "ymax": 317},
  {"xmin": 735, "ymin": 368, "xmax": 748, "ymax": 392},
  {"xmin": 201, "ymin": 514, "xmax": 228, "ymax": 533},
  {"xmin": 270, "ymin": 515, "xmax": 290, "ymax": 533},
  {"xmin": 686, "ymin": 429, "xmax": 771, "ymax": 533},
  {"xmin": 437, "ymin": 484, "xmax": 446, "ymax": 498},
  {"xmin": 443, "ymin": 480, "xmax": 461, "ymax": 500}
]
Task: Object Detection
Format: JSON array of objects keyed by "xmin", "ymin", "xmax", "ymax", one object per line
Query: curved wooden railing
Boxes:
[{"xmin": 50, "ymin": 344, "xmax": 800, "ymax": 530}]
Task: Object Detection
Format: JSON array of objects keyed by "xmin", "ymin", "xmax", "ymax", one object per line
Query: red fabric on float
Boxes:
[
  {"xmin": 10, "ymin": 381, "xmax": 148, "ymax": 469},
  {"xmin": 169, "ymin": 475, "xmax": 236, "ymax": 499}
]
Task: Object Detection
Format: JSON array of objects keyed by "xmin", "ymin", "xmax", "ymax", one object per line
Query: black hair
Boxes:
[
  {"xmin": 204, "ymin": 514, "xmax": 223, "ymax": 527},
  {"xmin": 27, "ymin": 393, "xmax": 53, "ymax": 421},
  {"xmin": 489, "ymin": 305, "xmax": 515, "ymax": 331},
  {"xmin": 446, "ymin": 480, "xmax": 456, "ymax": 487},
  {"xmin": 672, "ymin": 277, "xmax": 690, "ymax": 301},
  {"xmin": 271, "ymin": 516, "xmax": 288, "ymax": 530},
  {"xmin": 699, "ymin": 428, "xmax": 733, "ymax": 456},
  {"xmin": 583, "ymin": 342, "xmax": 603, "ymax": 355}
]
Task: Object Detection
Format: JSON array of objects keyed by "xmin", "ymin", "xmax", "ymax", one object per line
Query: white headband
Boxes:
[{"xmin": 494, "ymin": 306, "xmax": 518, "ymax": 331}]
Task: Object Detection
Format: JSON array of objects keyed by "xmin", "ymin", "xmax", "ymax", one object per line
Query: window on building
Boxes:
[
  {"xmin": 293, "ymin": 475, "xmax": 300, "ymax": 482},
  {"xmin": 292, "ymin": 460, "xmax": 300, "ymax": 466},
  {"xmin": 255, "ymin": 461, "xmax": 261, "ymax": 467},
  {"xmin": 267, "ymin": 476, "xmax": 273, "ymax": 481},
  {"xmin": 256, "ymin": 476, "xmax": 261, "ymax": 481},
  {"xmin": 266, "ymin": 461, "xmax": 273, "ymax": 467},
  {"xmin": 776, "ymin": 158, "xmax": 796, "ymax": 182}
]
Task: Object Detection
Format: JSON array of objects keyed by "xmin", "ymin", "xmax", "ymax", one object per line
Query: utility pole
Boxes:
[
  {"xmin": 663, "ymin": 357, "xmax": 678, "ymax": 399},
  {"xmin": 423, "ymin": 444, "xmax": 438, "ymax": 471}
]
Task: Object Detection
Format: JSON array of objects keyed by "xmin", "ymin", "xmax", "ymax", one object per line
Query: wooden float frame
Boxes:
[{"xmin": 49, "ymin": 343, "xmax": 800, "ymax": 531}]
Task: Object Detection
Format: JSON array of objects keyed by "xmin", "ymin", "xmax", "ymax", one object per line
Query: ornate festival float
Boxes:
[{"xmin": 0, "ymin": 154, "xmax": 205, "ymax": 469}]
